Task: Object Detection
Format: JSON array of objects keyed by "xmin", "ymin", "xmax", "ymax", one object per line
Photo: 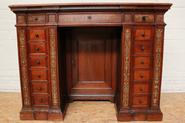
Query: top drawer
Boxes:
[
  {"xmin": 134, "ymin": 14, "xmax": 154, "ymax": 23},
  {"xmin": 28, "ymin": 14, "xmax": 46, "ymax": 24},
  {"xmin": 59, "ymin": 13, "xmax": 122, "ymax": 25}
]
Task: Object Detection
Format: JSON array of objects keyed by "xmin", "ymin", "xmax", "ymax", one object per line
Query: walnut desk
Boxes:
[{"xmin": 9, "ymin": 3, "xmax": 172, "ymax": 121}]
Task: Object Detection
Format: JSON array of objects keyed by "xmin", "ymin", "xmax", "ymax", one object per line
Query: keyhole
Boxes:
[{"xmin": 142, "ymin": 16, "xmax": 146, "ymax": 22}]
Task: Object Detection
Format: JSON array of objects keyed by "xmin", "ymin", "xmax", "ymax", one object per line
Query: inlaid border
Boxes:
[
  {"xmin": 122, "ymin": 28, "xmax": 131, "ymax": 107},
  {"xmin": 18, "ymin": 29, "xmax": 31, "ymax": 106},
  {"xmin": 152, "ymin": 28, "xmax": 163, "ymax": 107},
  {"xmin": 49, "ymin": 27, "xmax": 59, "ymax": 107}
]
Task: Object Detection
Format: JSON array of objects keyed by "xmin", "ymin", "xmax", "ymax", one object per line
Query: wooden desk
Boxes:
[{"xmin": 9, "ymin": 3, "xmax": 172, "ymax": 121}]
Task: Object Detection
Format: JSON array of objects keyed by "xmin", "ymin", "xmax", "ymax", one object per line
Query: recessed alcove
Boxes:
[{"xmin": 58, "ymin": 27, "xmax": 122, "ymax": 102}]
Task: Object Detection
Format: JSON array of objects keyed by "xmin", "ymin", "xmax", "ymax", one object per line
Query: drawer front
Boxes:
[
  {"xmin": 29, "ymin": 42, "xmax": 46, "ymax": 53},
  {"xmin": 29, "ymin": 55, "xmax": 47, "ymax": 67},
  {"xmin": 30, "ymin": 69, "xmax": 47, "ymax": 81},
  {"xmin": 132, "ymin": 95, "xmax": 149, "ymax": 107},
  {"xmin": 133, "ymin": 83, "xmax": 149, "ymax": 94},
  {"xmin": 134, "ymin": 57, "xmax": 151, "ymax": 68},
  {"xmin": 134, "ymin": 42, "xmax": 153, "ymax": 55},
  {"xmin": 134, "ymin": 14, "xmax": 154, "ymax": 23},
  {"xmin": 134, "ymin": 27, "xmax": 154, "ymax": 41},
  {"xmin": 32, "ymin": 83, "xmax": 48, "ymax": 93},
  {"xmin": 59, "ymin": 13, "xmax": 122, "ymax": 25},
  {"xmin": 28, "ymin": 14, "xmax": 46, "ymax": 24},
  {"xmin": 29, "ymin": 28, "xmax": 46, "ymax": 41},
  {"xmin": 134, "ymin": 70, "xmax": 150, "ymax": 81},
  {"xmin": 32, "ymin": 94, "xmax": 49, "ymax": 105}
]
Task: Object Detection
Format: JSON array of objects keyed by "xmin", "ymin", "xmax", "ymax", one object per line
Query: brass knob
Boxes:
[
  {"xmin": 37, "ymin": 75, "xmax": 41, "ymax": 78},
  {"xmin": 140, "ymin": 88, "xmax": 143, "ymax": 92},
  {"xmin": 141, "ymin": 61, "xmax": 144, "ymax": 64},
  {"xmin": 35, "ymin": 60, "xmax": 40, "ymax": 65},
  {"xmin": 139, "ymin": 100, "xmax": 142, "ymax": 104},
  {"xmin": 40, "ymin": 98, "xmax": 44, "ymax": 103},
  {"xmin": 141, "ymin": 32, "xmax": 145, "ymax": 37},
  {"xmin": 140, "ymin": 45, "xmax": 145, "ymax": 51},
  {"xmin": 35, "ymin": 18, "xmax": 38, "ymax": 21},
  {"xmin": 140, "ymin": 75, "xmax": 144, "ymax": 78},
  {"xmin": 38, "ymin": 87, "xmax": 42, "ymax": 91},
  {"xmin": 35, "ymin": 34, "xmax": 39, "ymax": 38},
  {"xmin": 35, "ymin": 47, "xmax": 40, "ymax": 52}
]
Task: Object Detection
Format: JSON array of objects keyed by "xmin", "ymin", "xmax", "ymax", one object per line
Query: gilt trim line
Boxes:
[
  {"xmin": 122, "ymin": 28, "xmax": 131, "ymax": 107},
  {"xmin": 19, "ymin": 29, "xmax": 31, "ymax": 106},
  {"xmin": 50, "ymin": 28, "xmax": 59, "ymax": 107},
  {"xmin": 152, "ymin": 28, "xmax": 163, "ymax": 107}
]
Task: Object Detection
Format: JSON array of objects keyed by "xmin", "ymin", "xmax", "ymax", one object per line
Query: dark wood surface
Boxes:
[{"xmin": 9, "ymin": 2, "xmax": 172, "ymax": 121}]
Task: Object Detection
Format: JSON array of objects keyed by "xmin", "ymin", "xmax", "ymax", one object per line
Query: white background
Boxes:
[{"xmin": 0, "ymin": 0, "xmax": 184, "ymax": 92}]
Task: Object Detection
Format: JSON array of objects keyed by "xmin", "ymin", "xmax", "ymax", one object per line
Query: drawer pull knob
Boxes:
[
  {"xmin": 37, "ymin": 75, "xmax": 41, "ymax": 78},
  {"xmin": 38, "ymin": 87, "xmax": 43, "ymax": 91},
  {"xmin": 140, "ymin": 88, "xmax": 143, "ymax": 92},
  {"xmin": 140, "ymin": 75, "xmax": 144, "ymax": 78},
  {"xmin": 141, "ymin": 61, "xmax": 144, "ymax": 64},
  {"xmin": 139, "ymin": 100, "xmax": 142, "ymax": 104},
  {"xmin": 141, "ymin": 32, "xmax": 145, "ymax": 37},
  {"xmin": 35, "ymin": 34, "xmax": 39, "ymax": 38},
  {"xmin": 35, "ymin": 18, "xmax": 38, "ymax": 21},
  {"xmin": 35, "ymin": 60, "xmax": 40, "ymax": 65},
  {"xmin": 40, "ymin": 98, "xmax": 44, "ymax": 103},
  {"xmin": 87, "ymin": 16, "xmax": 92, "ymax": 20},
  {"xmin": 142, "ymin": 16, "xmax": 146, "ymax": 22},
  {"xmin": 140, "ymin": 45, "xmax": 145, "ymax": 51},
  {"xmin": 35, "ymin": 48, "xmax": 40, "ymax": 52}
]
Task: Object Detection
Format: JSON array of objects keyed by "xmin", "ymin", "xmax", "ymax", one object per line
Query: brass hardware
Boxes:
[
  {"xmin": 35, "ymin": 34, "xmax": 39, "ymax": 38},
  {"xmin": 139, "ymin": 100, "xmax": 142, "ymax": 104},
  {"xmin": 35, "ymin": 47, "xmax": 40, "ymax": 52},
  {"xmin": 38, "ymin": 87, "xmax": 42, "ymax": 91},
  {"xmin": 40, "ymin": 98, "xmax": 44, "ymax": 103},
  {"xmin": 140, "ymin": 88, "xmax": 143, "ymax": 92},
  {"xmin": 140, "ymin": 75, "xmax": 144, "ymax": 78},
  {"xmin": 141, "ymin": 32, "xmax": 145, "ymax": 37},
  {"xmin": 34, "ymin": 18, "xmax": 38, "ymax": 21},
  {"xmin": 140, "ymin": 45, "xmax": 145, "ymax": 51},
  {"xmin": 35, "ymin": 60, "xmax": 40, "ymax": 65},
  {"xmin": 141, "ymin": 61, "xmax": 144, "ymax": 64}
]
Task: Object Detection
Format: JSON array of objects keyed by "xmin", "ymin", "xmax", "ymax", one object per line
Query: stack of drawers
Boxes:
[
  {"xmin": 132, "ymin": 25, "xmax": 154, "ymax": 108},
  {"xmin": 28, "ymin": 27, "xmax": 49, "ymax": 108}
]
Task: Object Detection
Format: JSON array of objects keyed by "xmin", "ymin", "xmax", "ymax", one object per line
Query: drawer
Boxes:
[
  {"xmin": 59, "ymin": 13, "xmax": 122, "ymax": 25},
  {"xmin": 132, "ymin": 95, "xmax": 149, "ymax": 107},
  {"xmin": 28, "ymin": 28, "xmax": 46, "ymax": 41},
  {"xmin": 133, "ymin": 83, "xmax": 149, "ymax": 94},
  {"xmin": 29, "ymin": 42, "xmax": 47, "ymax": 53},
  {"xmin": 134, "ymin": 70, "xmax": 150, "ymax": 81},
  {"xmin": 28, "ymin": 14, "xmax": 46, "ymax": 24},
  {"xmin": 31, "ymin": 83, "xmax": 48, "ymax": 93},
  {"xmin": 29, "ymin": 55, "xmax": 47, "ymax": 67},
  {"xmin": 134, "ymin": 27, "xmax": 154, "ymax": 41},
  {"xmin": 134, "ymin": 57, "xmax": 151, "ymax": 68},
  {"xmin": 32, "ymin": 94, "xmax": 49, "ymax": 105},
  {"xmin": 30, "ymin": 69, "xmax": 47, "ymax": 81},
  {"xmin": 134, "ymin": 42, "xmax": 153, "ymax": 55},
  {"xmin": 134, "ymin": 14, "xmax": 154, "ymax": 23}
]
